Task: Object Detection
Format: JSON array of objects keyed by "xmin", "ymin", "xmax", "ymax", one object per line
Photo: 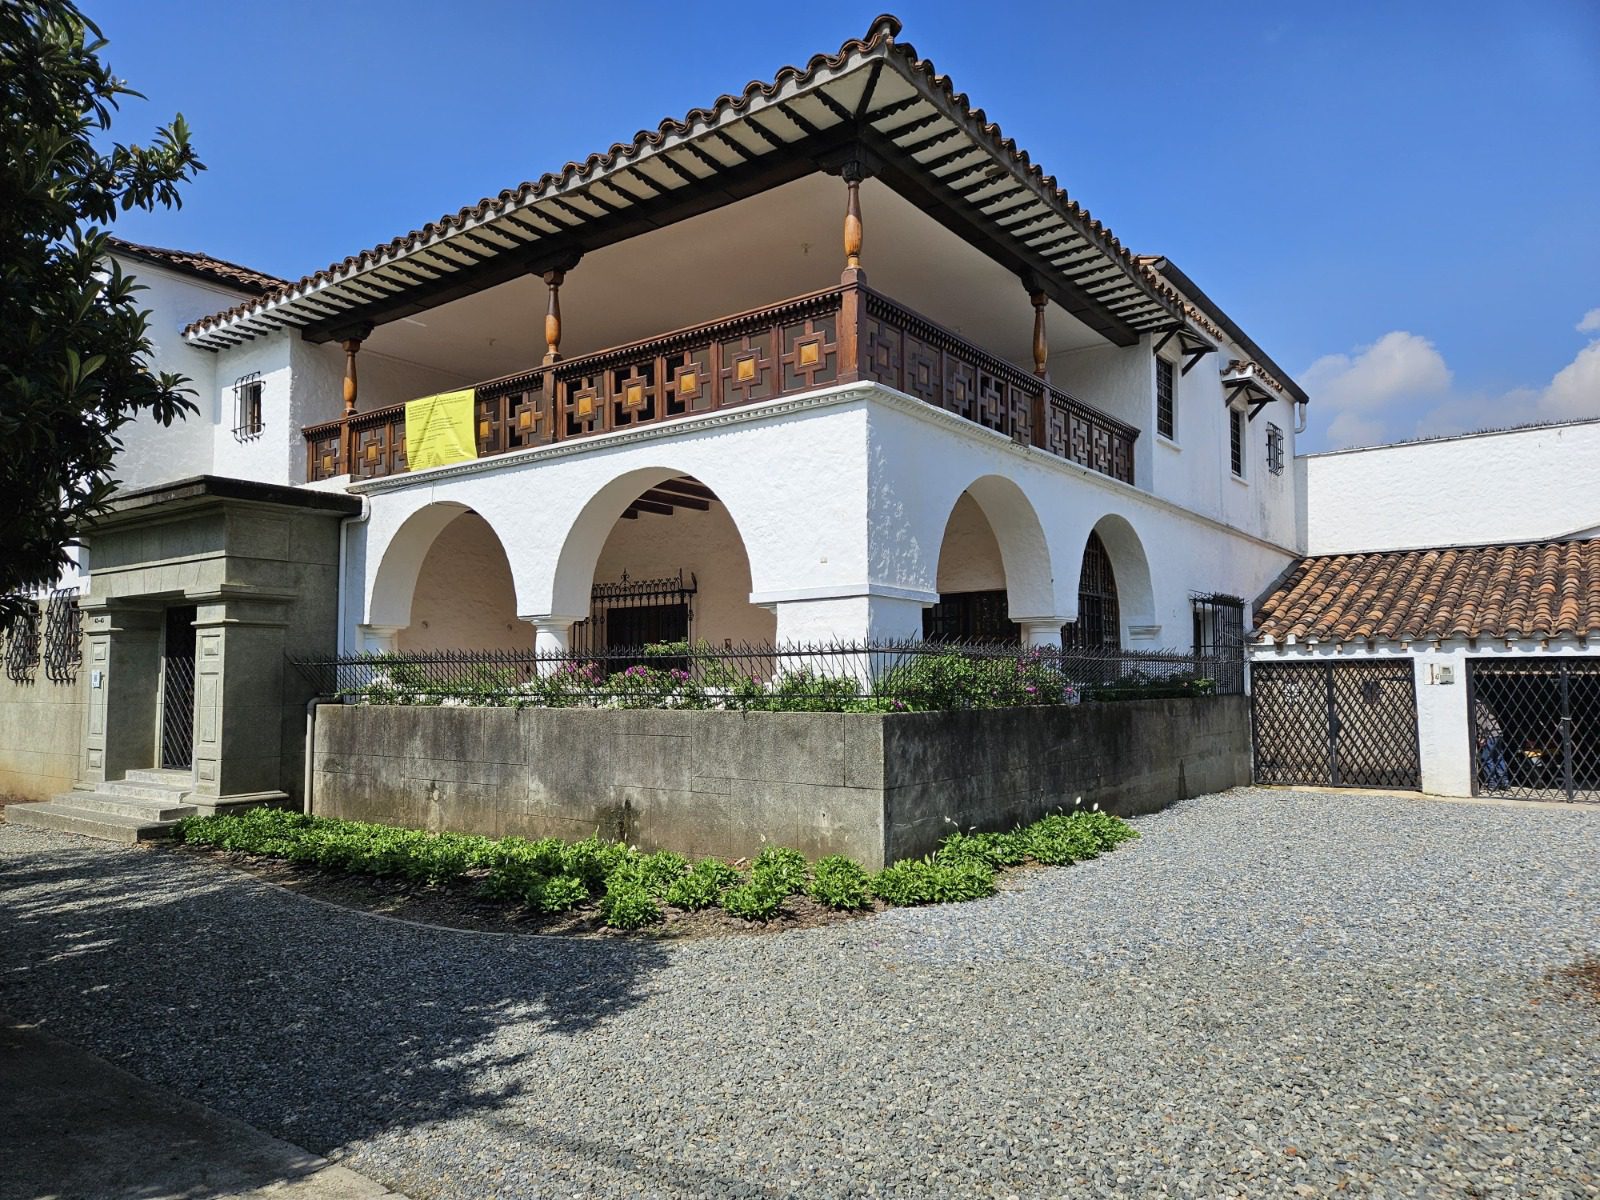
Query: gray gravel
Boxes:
[{"xmin": 2, "ymin": 788, "xmax": 1597, "ymax": 1199}]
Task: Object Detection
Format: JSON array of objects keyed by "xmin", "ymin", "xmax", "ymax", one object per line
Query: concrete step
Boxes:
[
  {"xmin": 5, "ymin": 801, "xmax": 183, "ymax": 843},
  {"xmin": 122, "ymin": 768, "xmax": 196, "ymax": 788},
  {"xmin": 95, "ymin": 778, "xmax": 194, "ymax": 804},
  {"xmin": 61, "ymin": 790, "xmax": 197, "ymax": 822}
]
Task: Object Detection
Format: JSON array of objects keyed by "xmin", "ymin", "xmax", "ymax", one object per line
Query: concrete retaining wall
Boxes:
[
  {"xmin": 0, "ymin": 668, "xmax": 85, "ymax": 801},
  {"xmin": 313, "ymin": 697, "xmax": 1248, "ymax": 866}
]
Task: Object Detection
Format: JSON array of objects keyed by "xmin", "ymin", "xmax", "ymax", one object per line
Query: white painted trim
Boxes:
[{"xmin": 748, "ymin": 582, "xmax": 941, "ymax": 606}]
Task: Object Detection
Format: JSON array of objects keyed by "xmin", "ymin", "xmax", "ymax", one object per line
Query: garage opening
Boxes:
[
  {"xmin": 1468, "ymin": 659, "xmax": 1600, "ymax": 802},
  {"xmin": 1251, "ymin": 661, "xmax": 1420, "ymax": 790}
]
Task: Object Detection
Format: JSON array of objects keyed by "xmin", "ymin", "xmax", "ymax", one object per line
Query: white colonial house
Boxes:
[{"xmin": 1, "ymin": 16, "xmax": 1310, "ymax": 843}]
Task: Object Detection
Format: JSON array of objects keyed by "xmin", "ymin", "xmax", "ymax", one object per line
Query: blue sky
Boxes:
[{"xmin": 94, "ymin": 0, "xmax": 1599, "ymax": 451}]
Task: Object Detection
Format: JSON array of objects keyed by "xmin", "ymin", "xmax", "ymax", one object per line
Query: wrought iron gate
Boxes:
[
  {"xmin": 160, "ymin": 606, "xmax": 197, "ymax": 769},
  {"xmin": 1251, "ymin": 661, "xmax": 1421, "ymax": 790},
  {"xmin": 572, "ymin": 571, "xmax": 697, "ymax": 653},
  {"xmin": 1468, "ymin": 659, "xmax": 1600, "ymax": 802}
]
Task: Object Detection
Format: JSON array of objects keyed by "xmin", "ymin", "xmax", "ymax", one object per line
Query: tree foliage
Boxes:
[{"xmin": 0, "ymin": 0, "xmax": 204, "ymax": 628}]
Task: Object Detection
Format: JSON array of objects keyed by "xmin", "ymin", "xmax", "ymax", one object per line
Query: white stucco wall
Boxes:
[
  {"xmin": 1049, "ymin": 338, "xmax": 1301, "ymax": 554},
  {"xmin": 1252, "ymin": 637, "xmax": 1600, "ymax": 798},
  {"xmin": 397, "ymin": 511, "xmax": 526, "ymax": 653},
  {"xmin": 351, "ymin": 381, "xmax": 1298, "ymax": 654},
  {"xmin": 934, "ymin": 493, "xmax": 1006, "ymax": 593},
  {"xmin": 105, "ymin": 256, "xmax": 244, "ymax": 492},
  {"xmin": 1304, "ymin": 420, "xmax": 1600, "ymax": 555}
]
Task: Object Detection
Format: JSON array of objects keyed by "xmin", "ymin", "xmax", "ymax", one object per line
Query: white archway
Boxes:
[
  {"xmin": 925, "ymin": 474, "xmax": 1058, "ymax": 642},
  {"xmin": 1079, "ymin": 512, "xmax": 1157, "ymax": 646},
  {"xmin": 366, "ymin": 501, "xmax": 473, "ymax": 629}
]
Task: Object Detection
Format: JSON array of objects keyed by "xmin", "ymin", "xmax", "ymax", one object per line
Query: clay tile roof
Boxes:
[
  {"xmin": 1252, "ymin": 540, "xmax": 1600, "ymax": 645},
  {"xmin": 104, "ymin": 236, "xmax": 285, "ymax": 296}
]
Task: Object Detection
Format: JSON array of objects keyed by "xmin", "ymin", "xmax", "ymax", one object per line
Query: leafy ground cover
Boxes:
[{"xmin": 175, "ymin": 806, "xmax": 1138, "ymax": 934}]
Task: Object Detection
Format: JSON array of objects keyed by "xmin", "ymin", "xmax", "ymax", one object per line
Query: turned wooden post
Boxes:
[
  {"xmin": 1029, "ymin": 288, "xmax": 1049, "ymax": 449},
  {"xmin": 543, "ymin": 269, "xmax": 566, "ymax": 364},
  {"xmin": 841, "ymin": 161, "xmax": 866, "ymax": 284},
  {"xmin": 340, "ymin": 334, "xmax": 364, "ymax": 475}
]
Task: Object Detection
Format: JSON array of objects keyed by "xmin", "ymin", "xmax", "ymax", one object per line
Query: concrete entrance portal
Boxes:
[{"xmin": 7, "ymin": 477, "xmax": 358, "ymax": 840}]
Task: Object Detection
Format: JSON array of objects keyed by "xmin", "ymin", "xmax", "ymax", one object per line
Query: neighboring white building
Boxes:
[{"xmin": 1253, "ymin": 419, "xmax": 1600, "ymax": 802}]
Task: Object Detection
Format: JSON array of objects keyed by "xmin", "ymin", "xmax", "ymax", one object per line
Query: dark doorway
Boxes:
[
  {"xmin": 160, "ymin": 606, "xmax": 197, "ymax": 769},
  {"xmin": 1468, "ymin": 659, "xmax": 1600, "ymax": 802}
]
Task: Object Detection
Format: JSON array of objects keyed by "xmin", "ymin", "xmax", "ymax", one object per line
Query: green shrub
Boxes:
[
  {"xmin": 598, "ymin": 879, "xmax": 661, "ymax": 930},
  {"xmin": 665, "ymin": 859, "xmax": 740, "ymax": 910},
  {"xmin": 530, "ymin": 873, "xmax": 590, "ymax": 914},
  {"xmin": 720, "ymin": 877, "xmax": 786, "ymax": 922},
  {"xmin": 751, "ymin": 846, "xmax": 808, "ymax": 895},
  {"xmin": 935, "ymin": 829, "xmax": 1028, "ymax": 869},
  {"xmin": 874, "ymin": 650, "xmax": 1074, "ymax": 712},
  {"xmin": 807, "ymin": 855, "xmax": 871, "ymax": 910},
  {"xmin": 871, "ymin": 857, "xmax": 996, "ymax": 906},
  {"xmin": 561, "ymin": 835, "xmax": 637, "ymax": 889},
  {"xmin": 633, "ymin": 850, "xmax": 690, "ymax": 896}
]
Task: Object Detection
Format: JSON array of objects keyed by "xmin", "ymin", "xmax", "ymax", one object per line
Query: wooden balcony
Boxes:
[{"xmin": 304, "ymin": 283, "xmax": 1138, "ymax": 486}]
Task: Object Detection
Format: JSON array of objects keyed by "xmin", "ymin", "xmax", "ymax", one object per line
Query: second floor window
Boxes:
[
  {"xmin": 1266, "ymin": 422, "xmax": 1284, "ymax": 475},
  {"xmin": 1229, "ymin": 407, "xmax": 1245, "ymax": 477},
  {"xmin": 1155, "ymin": 356, "xmax": 1176, "ymax": 440},
  {"xmin": 232, "ymin": 373, "xmax": 263, "ymax": 442}
]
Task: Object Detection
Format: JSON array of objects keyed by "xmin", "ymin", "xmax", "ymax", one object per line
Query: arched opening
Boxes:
[
  {"xmin": 1063, "ymin": 530, "xmax": 1120, "ymax": 650},
  {"xmin": 561, "ymin": 474, "xmax": 776, "ymax": 651},
  {"xmin": 392, "ymin": 510, "xmax": 524, "ymax": 652},
  {"xmin": 922, "ymin": 479, "xmax": 1054, "ymax": 642},
  {"xmin": 1063, "ymin": 515, "xmax": 1157, "ymax": 649}
]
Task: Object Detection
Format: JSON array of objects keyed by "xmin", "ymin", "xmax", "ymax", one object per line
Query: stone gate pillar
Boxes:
[
  {"xmin": 190, "ymin": 592, "xmax": 292, "ymax": 802},
  {"xmin": 79, "ymin": 601, "xmax": 162, "ymax": 786}
]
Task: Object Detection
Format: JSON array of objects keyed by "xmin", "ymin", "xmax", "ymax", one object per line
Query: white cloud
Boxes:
[
  {"xmin": 1301, "ymin": 331, "xmax": 1452, "ymax": 447},
  {"xmin": 1306, "ymin": 315, "xmax": 1600, "ymax": 448}
]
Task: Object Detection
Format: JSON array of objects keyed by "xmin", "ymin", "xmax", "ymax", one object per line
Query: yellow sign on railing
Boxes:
[{"xmin": 404, "ymin": 389, "xmax": 477, "ymax": 471}]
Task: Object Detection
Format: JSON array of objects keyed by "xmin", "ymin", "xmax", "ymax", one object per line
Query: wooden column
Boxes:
[
  {"xmin": 1028, "ymin": 287, "xmax": 1049, "ymax": 449},
  {"xmin": 840, "ymin": 161, "xmax": 866, "ymax": 285},
  {"xmin": 543, "ymin": 269, "xmax": 566, "ymax": 364},
  {"xmin": 338, "ymin": 331, "xmax": 368, "ymax": 476}
]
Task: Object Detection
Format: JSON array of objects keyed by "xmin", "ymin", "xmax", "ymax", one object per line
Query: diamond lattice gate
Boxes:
[
  {"xmin": 1251, "ymin": 661, "xmax": 1421, "ymax": 790},
  {"xmin": 1468, "ymin": 659, "xmax": 1600, "ymax": 802}
]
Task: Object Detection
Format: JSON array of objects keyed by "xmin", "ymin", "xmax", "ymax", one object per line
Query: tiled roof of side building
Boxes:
[
  {"xmin": 1252, "ymin": 540, "xmax": 1600, "ymax": 644},
  {"xmin": 178, "ymin": 14, "xmax": 1230, "ymax": 353},
  {"xmin": 105, "ymin": 236, "xmax": 285, "ymax": 296}
]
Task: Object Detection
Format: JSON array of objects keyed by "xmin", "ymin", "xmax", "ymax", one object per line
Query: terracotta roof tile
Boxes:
[
  {"xmin": 105, "ymin": 236, "xmax": 284, "ymax": 296},
  {"xmin": 1253, "ymin": 540, "xmax": 1600, "ymax": 644}
]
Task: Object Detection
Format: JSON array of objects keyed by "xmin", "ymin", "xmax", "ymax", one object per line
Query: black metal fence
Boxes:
[{"xmin": 290, "ymin": 639, "xmax": 1242, "ymax": 712}]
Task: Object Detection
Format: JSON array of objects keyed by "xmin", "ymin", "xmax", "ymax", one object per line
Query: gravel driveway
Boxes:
[{"xmin": 2, "ymin": 789, "xmax": 1597, "ymax": 1198}]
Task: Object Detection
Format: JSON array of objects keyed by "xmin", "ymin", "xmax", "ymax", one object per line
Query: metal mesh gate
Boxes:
[
  {"xmin": 1468, "ymin": 659, "xmax": 1600, "ymax": 802},
  {"xmin": 160, "ymin": 606, "xmax": 197, "ymax": 770},
  {"xmin": 1252, "ymin": 661, "xmax": 1421, "ymax": 790}
]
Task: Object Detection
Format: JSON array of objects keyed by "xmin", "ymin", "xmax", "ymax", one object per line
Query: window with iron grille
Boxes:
[
  {"xmin": 232, "ymin": 372, "xmax": 263, "ymax": 441},
  {"xmin": 1191, "ymin": 592, "xmax": 1245, "ymax": 694},
  {"xmin": 1266, "ymin": 422, "xmax": 1284, "ymax": 475},
  {"xmin": 3, "ymin": 599, "xmax": 40, "ymax": 684},
  {"xmin": 1062, "ymin": 531, "xmax": 1120, "ymax": 650},
  {"xmin": 1229, "ymin": 407, "xmax": 1245, "ymax": 477},
  {"xmin": 43, "ymin": 588, "xmax": 81, "ymax": 684},
  {"xmin": 1155, "ymin": 356, "xmax": 1176, "ymax": 441},
  {"xmin": 922, "ymin": 590, "xmax": 1018, "ymax": 642}
]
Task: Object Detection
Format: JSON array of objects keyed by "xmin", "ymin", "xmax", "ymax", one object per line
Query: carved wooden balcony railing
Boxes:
[{"xmin": 303, "ymin": 284, "xmax": 1138, "ymax": 486}]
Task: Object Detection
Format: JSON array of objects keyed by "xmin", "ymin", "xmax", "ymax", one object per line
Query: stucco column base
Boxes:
[
  {"xmin": 359, "ymin": 624, "xmax": 403, "ymax": 654},
  {"xmin": 1127, "ymin": 623, "xmax": 1164, "ymax": 649},
  {"xmin": 1018, "ymin": 619, "xmax": 1070, "ymax": 650},
  {"xmin": 522, "ymin": 616, "xmax": 581, "ymax": 674}
]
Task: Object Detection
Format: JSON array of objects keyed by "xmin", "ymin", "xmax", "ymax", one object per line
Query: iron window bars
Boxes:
[
  {"xmin": 232, "ymin": 372, "xmax": 264, "ymax": 442},
  {"xmin": 1229, "ymin": 407, "xmax": 1245, "ymax": 477},
  {"xmin": 1155, "ymin": 355, "xmax": 1176, "ymax": 441},
  {"xmin": 1191, "ymin": 593, "xmax": 1245, "ymax": 697},
  {"xmin": 1063, "ymin": 531, "xmax": 1121, "ymax": 651},
  {"xmin": 43, "ymin": 588, "xmax": 81, "ymax": 684},
  {"xmin": 1266, "ymin": 422, "xmax": 1284, "ymax": 476},
  {"xmin": 3, "ymin": 600, "xmax": 39, "ymax": 684}
]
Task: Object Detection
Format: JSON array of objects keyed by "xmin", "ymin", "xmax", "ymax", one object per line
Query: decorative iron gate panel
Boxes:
[
  {"xmin": 160, "ymin": 606, "xmax": 197, "ymax": 770},
  {"xmin": 1252, "ymin": 661, "xmax": 1420, "ymax": 790},
  {"xmin": 1468, "ymin": 659, "xmax": 1600, "ymax": 802}
]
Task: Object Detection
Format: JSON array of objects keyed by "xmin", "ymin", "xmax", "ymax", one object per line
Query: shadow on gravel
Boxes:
[{"xmin": 0, "ymin": 836, "xmax": 672, "ymax": 1200}]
